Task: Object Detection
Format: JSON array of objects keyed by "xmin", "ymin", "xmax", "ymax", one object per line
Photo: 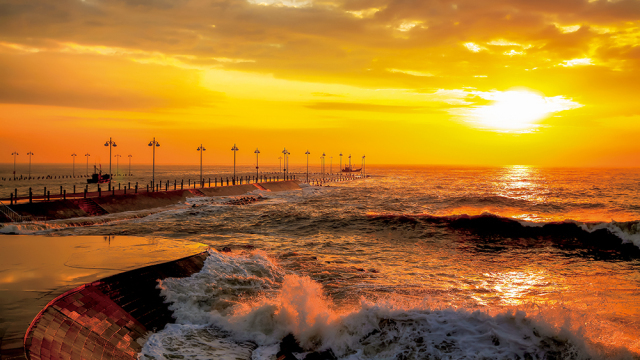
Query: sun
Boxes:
[{"xmin": 468, "ymin": 90, "xmax": 581, "ymax": 132}]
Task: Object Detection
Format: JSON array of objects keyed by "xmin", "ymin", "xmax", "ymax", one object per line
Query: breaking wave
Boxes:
[
  {"xmin": 367, "ymin": 212, "xmax": 640, "ymax": 251},
  {"xmin": 139, "ymin": 250, "xmax": 634, "ymax": 360}
]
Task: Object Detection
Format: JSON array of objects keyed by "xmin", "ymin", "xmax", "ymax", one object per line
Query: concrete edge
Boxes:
[{"xmin": 23, "ymin": 251, "xmax": 211, "ymax": 360}]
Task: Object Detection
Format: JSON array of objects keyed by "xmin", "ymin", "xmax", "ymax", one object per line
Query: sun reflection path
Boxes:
[{"xmin": 482, "ymin": 270, "xmax": 550, "ymax": 306}]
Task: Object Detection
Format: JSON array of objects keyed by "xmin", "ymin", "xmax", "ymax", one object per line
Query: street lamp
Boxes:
[
  {"xmin": 305, "ymin": 150, "xmax": 310, "ymax": 182},
  {"xmin": 114, "ymin": 154, "xmax": 121, "ymax": 176},
  {"xmin": 348, "ymin": 154, "xmax": 352, "ymax": 170},
  {"xmin": 322, "ymin": 152, "xmax": 326, "ymax": 175},
  {"xmin": 104, "ymin": 138, "xmax": 117, "ymax": 182},
  {"xmin": 197, "ymin": 144, "xmax": 206, "ymax": 185},
  {"xmin": 128, "ymin": 154, "xmax": 132, "ymax": 176},
  {"xmin": 72, "ymin": 153, "xmax": 77, "ymax": 177},
  {"xmin": 27, "ymin": 152, "xmax": 34, "ymax": 179},
  {"xmin": 362, "ymin": 155, "xmax": 366, "ymax": 177},
  {"xmin": 11, "ymin": 152, "xmax": 18, "ymax": 180},
  {"xmin": 85, "ymin": 153, "xmax": 90, "ymax": 175},
  {"xmin": 231, "ymin": 144, "xmax": 239, "ymax": 184},
  {"xmin": 339, "ymin": 153, "xmax": 343, "ymax": 173},
  {"xmin": 254, "ymin": 148, "xmax": 260, "ymax": 180},
  {"xmin": 281, "ymin": 148, "xmax": 288, "ymax": 178},
  {"xmin": 148, "ymin": 137, "xmax": 160, "ymax": 187},
  {"xmin": 285, "ymin": 149, "xmax": 290, "ymax": 179}
]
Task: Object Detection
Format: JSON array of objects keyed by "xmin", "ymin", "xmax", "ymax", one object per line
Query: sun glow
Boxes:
[{"xmin": 466, "ymin": 90, "xmax": 582, "ymax": 132}]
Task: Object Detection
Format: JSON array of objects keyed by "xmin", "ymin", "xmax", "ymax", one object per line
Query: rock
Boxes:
[
  {"xmin": 279, "ymin": 334, "xmax": 303, "ymax": 354},
  {"xmin": 221, "ymin": 246, "xmax": 232, "ymax": 253},
  {"xmin": 304, "ymin": 350, "xmax": 337, "ymax": 360}
]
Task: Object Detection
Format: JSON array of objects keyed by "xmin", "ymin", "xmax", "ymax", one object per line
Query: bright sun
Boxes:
[{"xmin": 469, "ymin": 90, "xmax": 581, "ymax": 132}]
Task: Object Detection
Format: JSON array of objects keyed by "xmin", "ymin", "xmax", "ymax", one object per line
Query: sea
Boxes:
[{"xmin": 1, "ymin": 165, "xmax": 640, "ymax": 359}]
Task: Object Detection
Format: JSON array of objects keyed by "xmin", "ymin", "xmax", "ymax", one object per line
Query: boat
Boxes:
[
  {"xmin": 87, "ymin": 165, "xmax": 111, "ymax": 184},
  {"xmin": 341, "ymin": 165, "xmax": 362, "ymax": 173},
  {"xmin": 341, "ymin": 155, "xmax": 362, "ymax": 173}
]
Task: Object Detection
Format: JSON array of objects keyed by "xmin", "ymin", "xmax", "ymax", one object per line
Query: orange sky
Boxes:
[{"xmin": 0, "ymin": 0, "xmax": 639, "ymax": 167}]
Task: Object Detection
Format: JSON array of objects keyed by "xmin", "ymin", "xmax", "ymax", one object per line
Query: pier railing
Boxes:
[
  {"xmin": 1, "ymin": 172, "xmax": 365, "ymax": 205},
  {"xmin": 0, "ymin": 200, "xmax": 30, "ymax": 222}
]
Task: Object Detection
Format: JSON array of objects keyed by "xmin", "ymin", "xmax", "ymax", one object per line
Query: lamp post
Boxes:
[
  {"xmin": 85, "ymin": 153, "xmax": 90, "ymax": 175},
  {"xmin": 339, "ymin": 153, "xmax": 343, "ymax": 173},
  {"xmin": 104, "ymin": 138, "xmax": 117, "ymax": 182},
  {"xmin": 285, "ymin": 149, "xmax": 290, "ymax": 179},
  {"xmin": 348, "ymin": 154, "xmax": 352, "ymax": 170},
  {"xmin": 114, "ymin": 154, "xmax": 121, "ymax": 176},
  {"xmin": 305, "ymin": 150, "xmax": 310, "ymax": 182},
  {"xmin": 197, "ymin": 144, "xmax": 206, "ymax": 184},
  {"xmin": 254, "ymin": 148, "xmax": 260, "ymax": 180},
  {"xmin": 128, "ymin": 154, "xmax": 132, "ymax": 176},
  {"xmin": 148, "ymin": 137, "xmax": 160, "ymax": 187},
  {"xmin": 11, "ymin": 152, "xmax": 18, "ymax": 180},
  {"xmin": 27, "ymin": 152, "xmax": 34, "ymax": 179},
  {"xmin": 321, "ymin": 152, "xmax": 326, "ymax": 174},
  {"xmin": 72, "ymin": 153, "xmax": 77, "ymax": 177},
  {"xmin": 362, "ymin": 155, "xmax": 366, "ymax": 177},
  {"xmin": 231, "ymin": 144, "xmax": 239, "ymax": 184},
  {"xmin": 281, "ymin": 148, "xmax": 287, "ymax": 178}
]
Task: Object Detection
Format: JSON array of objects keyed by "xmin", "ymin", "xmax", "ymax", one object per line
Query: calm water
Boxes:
[{"xmin": 2, "ymin": 165, "xmax": 640, "ymax": 359}]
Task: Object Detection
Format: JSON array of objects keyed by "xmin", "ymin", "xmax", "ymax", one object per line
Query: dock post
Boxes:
[
  {"xmin": 181, "ymin": 179, "xmax": 183, "ymax": 190},
  {"xmin": 112, "ymin": 187, "xmax": 115, "ymax": 196},
  {"xmin": 108, "ymin": 182, "xmax": 111, "ymax": 191},
  {"xmin": 44, "ymin": 187, "xmax": 46, "ymax": 199},
  {"xmin": 215, "ymin": 178, "xmax": 217, "ymax": 187},
  {"xmin": 10, "ymin": 193, "xmax": 13, "ymax": 205},
  {"xmin": 147, "ymin": 184, "xmax": 149, "ymax": 192},
  {"xmin": 84, "ymin": 187, "xmax": 87, "ymax": 198},
  {"xmin": 135, "ymin": 184, "xmax": 138, "ymax": 193},
  {"xmin": 209, "ymin": 178, "xmax": 211, "ymax": 187},
  {"xmin": 165, "ymin": 182, "xmax": 168, "ymax": 191},
  {"xmin": 124, "ymin": 186, "xmax": 127, "ymax": 195},
  {"xmin": 29, "ymin": 187, "xmax": 32, "ymax": 203},
  {"xmin": 98, "ymin": 185, "xmax": 101, "ymax": 197},
  {"xmin": 60, "ymin": 186, "xmax": 63, "ymax": 196},
  {"xmin": 226, "ymin": 177, "xmax": 229, "ymax": 186},
  {"xmin": 73, "ymin": 185, "xmax": 76, "ymax": 195},
  {"xmin": 63, "ymin": 190, "xmax": 66, "ymax": 200},
  {"xmin": 188, "ymin": 179, "xmax": 190, "ymax": 187},
  {"xmin": 118, "ymin": 183, "xmax": 121, "ymax": 191}
]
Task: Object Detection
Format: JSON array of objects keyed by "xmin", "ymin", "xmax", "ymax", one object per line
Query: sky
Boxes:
[{"xmin": 0, "ymin": 0, "xmax": 639, "ymax": 167}]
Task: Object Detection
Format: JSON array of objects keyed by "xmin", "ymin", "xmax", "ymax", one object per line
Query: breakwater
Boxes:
[{"xmin": 0, "ymin": 180, "xmax": 306, "ymax": 222}]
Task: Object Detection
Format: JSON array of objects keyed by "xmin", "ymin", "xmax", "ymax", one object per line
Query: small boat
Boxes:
[
  {"xmin": 341, "ymin": 165, "xmax": 362, "ymax": 173},
  {"xmin": 87, "ymin": 165, "xmax": 111, "ymax": 184}
]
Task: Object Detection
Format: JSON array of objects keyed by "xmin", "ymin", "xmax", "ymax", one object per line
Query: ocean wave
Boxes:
[
  {"xmin": 367, "ymin": 212, "xmax": 640, "ymax": 252},
  {"xmin": 140, "ymin": 250, "xmax": 630, "ymax": 360}
]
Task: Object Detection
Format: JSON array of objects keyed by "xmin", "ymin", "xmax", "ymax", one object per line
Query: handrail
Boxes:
[{"xmin": 0, "ymin": 200, "xmax": 24, "ymax": 222}]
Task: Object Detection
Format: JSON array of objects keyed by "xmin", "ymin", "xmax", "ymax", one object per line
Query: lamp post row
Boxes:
[{"xmin": 9, "ymin": 143, "xmax": 366, "ymax": 182}]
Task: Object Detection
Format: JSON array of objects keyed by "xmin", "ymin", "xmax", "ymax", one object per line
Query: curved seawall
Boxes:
[{"xmin": 23, "ymin": 251, "xmax": 211, "ymax": 360}]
